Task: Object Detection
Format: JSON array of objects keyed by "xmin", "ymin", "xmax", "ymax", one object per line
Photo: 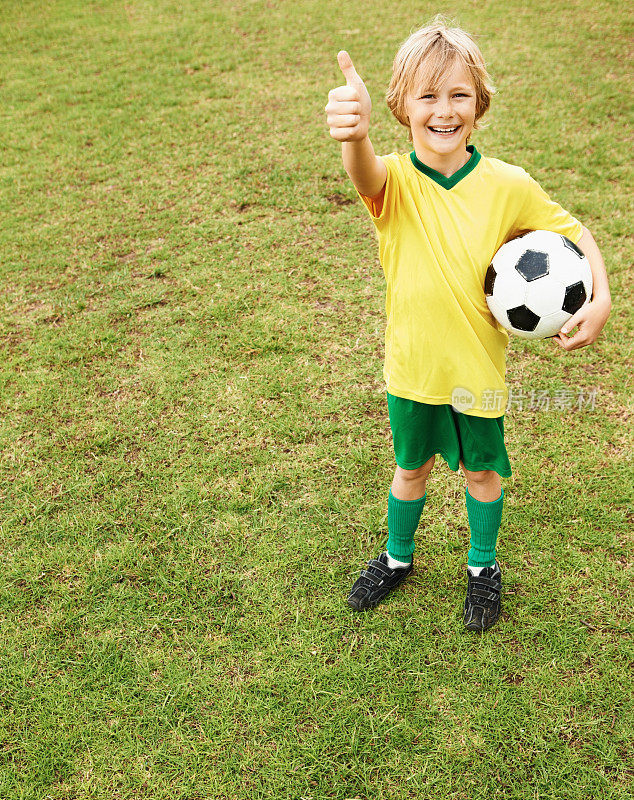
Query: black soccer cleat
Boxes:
[
  {"xmin": 347, "ymin": 551, "xmax": 413, "ymax": 612},
  {"xmin": 463, "ymin": 561, "xmax": 502, "ymax": 632}
]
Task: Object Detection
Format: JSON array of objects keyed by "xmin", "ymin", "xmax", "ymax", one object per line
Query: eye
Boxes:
[{"xmin": 419, "ymin": 93, "xmax": 435, "ymax": 100}]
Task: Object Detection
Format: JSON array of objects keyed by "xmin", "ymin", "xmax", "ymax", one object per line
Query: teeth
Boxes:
[{"xmin": 430, "ymin": 126, "xmax": 459, "ymax": 133}]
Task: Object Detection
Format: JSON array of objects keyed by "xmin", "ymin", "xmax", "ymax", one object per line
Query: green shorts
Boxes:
[{"xmin": 387, "ymin": 392, "xmax": 512, "ymax": 477}]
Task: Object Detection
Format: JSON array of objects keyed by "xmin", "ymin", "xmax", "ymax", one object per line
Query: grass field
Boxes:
[{"xmin": 0, "ymin": 1, "xmax": 632, "ymax": 798}]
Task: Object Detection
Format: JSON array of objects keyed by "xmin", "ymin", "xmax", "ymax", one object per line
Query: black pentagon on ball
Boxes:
[
  {"xmin": 561, "ymin": 235, "xmax": 585, "ymax": 259},
  {"xmin": 484, "ymin": 264, "xmax": 496, "ymax": 296},
  {"xmin": 563, "ymin": 281, "xmax": 587, "ymax": 314},
  {"xmin": 515, "ymin": 249, "xmax": 550, "ymax": 281},
  {"xmin": 507, "ymin": 305, "xmax": 540, "ymax": 332}
]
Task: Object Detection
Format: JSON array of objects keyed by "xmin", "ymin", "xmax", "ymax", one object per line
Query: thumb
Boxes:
[
  {"xmin": 560, "ymin": 307, "xmax": 586, "ymax": 335},
  {"xmin": 337, "ymin": 50, "xmax": 364, "ymax": 87}
]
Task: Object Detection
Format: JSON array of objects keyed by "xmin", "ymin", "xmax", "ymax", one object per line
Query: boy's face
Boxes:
[{"xmin": 405, "ymin": 58, "xmax": 477, "ymax": 174}]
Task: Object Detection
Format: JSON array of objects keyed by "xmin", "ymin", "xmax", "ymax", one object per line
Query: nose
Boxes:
[{"xmin": 437, "ymin": 97, "xmax": 453, "ymax": 117}]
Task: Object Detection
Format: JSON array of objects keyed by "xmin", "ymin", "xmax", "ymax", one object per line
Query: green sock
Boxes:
[
  {"xmin": 466, "ymin": 488, "xmax": 504, "ymax": 568},
  {"xmin": 386, "ymin": 490, "xmax": 426, "ymax": 564}
]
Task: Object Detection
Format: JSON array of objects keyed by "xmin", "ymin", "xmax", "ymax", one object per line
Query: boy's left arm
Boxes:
[{"xmin": 553, "ymin": 226, "xmax": 612, "ymax": 351}]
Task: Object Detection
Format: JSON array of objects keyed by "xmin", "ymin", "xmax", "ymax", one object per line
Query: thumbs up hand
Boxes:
[{"xmin": 325, "ymin": 51, "xmax": 372, "ymax": 142}]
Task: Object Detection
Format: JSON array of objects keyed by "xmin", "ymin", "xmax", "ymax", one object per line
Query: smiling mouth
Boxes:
[{"xmin": 428, "ymin": 125, "xmax": 461, "ymax": 135}]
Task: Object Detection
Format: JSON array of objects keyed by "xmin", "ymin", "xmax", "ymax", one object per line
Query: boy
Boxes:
[{"xmin": 324, "ymin": 18, "xmax": 611, "ymax": 631}]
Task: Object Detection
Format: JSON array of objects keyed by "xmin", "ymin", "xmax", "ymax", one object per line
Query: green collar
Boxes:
[{"xmin": 409, "ymin": 144, "xmax": 481, "ymax": 189}]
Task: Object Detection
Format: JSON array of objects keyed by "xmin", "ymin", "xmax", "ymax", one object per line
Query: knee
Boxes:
[
  {"xmin": 461, "ymin": 467, "xmax": 501, "ymax": 502},
  {"xmin": 462, "ymin": 467, "xmax": 495, "ymax": 486},
  {"xmin": 397, "ymin": 455, "xmax": 435, "ymax": 482}
]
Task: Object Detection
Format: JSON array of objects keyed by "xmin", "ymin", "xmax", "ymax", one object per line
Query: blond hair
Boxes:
[{"xmin": 386, "ymin": 16, "xmax": 495, "ymax": 137}]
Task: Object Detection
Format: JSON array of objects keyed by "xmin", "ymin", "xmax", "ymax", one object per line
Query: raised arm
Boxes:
[{"xmin": 325, "ymin": 51, "xmax": 387, "ymax": 198}]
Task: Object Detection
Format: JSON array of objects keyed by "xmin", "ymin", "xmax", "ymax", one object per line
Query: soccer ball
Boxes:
[{"xmin": 484, "ymin": 230, "xmax": 593, "ymax": 340}]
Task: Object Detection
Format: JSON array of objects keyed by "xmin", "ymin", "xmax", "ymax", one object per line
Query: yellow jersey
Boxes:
[{"xmin": 359, "ymin": 146, "xmax": 583, "ymax": 417}]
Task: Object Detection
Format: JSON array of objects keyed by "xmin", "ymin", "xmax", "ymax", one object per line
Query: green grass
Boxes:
[{"xmin": 0, "ymin": 0, "xmax": 632, "ymax": 798}]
